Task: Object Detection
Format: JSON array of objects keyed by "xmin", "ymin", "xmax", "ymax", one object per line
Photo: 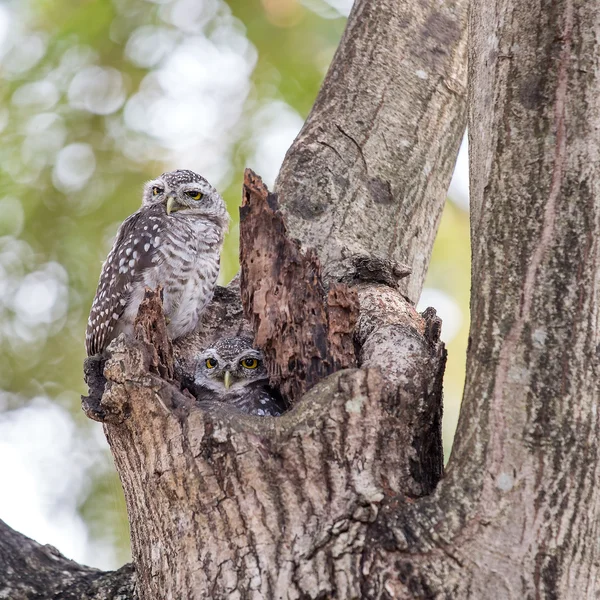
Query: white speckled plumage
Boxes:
[{"xmin": 86, "ymin": 169, "xmax": 229, "ymax": 356}]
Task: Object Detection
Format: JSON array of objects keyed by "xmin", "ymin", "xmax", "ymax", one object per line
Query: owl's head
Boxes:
[
  {"xmin": 194, "ymin": 336, "xmax": 268, "ymax": 394},
  {"xmin": 142, "ymin": 169, "xmax": 229, "ymax": 228}
]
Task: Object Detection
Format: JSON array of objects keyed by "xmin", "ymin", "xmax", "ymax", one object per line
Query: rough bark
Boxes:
[
  {"xmin": 461, "ymin": 0, "xmax": 600, "ymax": 592},
  {"xmin": 276, "ymin": 0, "xmax": 468, "ymax": 303},
  {"xmin": 358, "ymin": 0, "xmax": 600, "ymax": 597},
  {"xmin": 83, "ymin": 282, "xmax": 445, "ymax": 599},
  {"xmin": 239, "ymin": 169, "xmax": 359, "ymax": 405},
  {"xmin": 0, "ymin": 519, "xmax": 135, "ymax": 600}
]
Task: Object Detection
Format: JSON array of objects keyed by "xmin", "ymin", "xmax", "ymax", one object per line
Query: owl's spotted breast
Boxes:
[{"xmin": 157, "ymin": 218, "xmax": 222, "ymax": 340}]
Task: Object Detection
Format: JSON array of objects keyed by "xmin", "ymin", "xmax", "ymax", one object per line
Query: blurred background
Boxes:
[{"xmin": 0, "ymin": 0, "xmax": 469, "ymax": 570}]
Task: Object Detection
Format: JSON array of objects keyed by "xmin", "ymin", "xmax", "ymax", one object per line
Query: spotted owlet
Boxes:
[
  {"xmin": 193, "ymin": 337, "xmax": 286, "ymax": 416},
  {"xmin": 86, "ymin": 169, "xmax": 229, "ymax": 356}
]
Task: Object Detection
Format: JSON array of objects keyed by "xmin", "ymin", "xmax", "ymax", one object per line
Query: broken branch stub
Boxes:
[
  {"xmin": 132, "ymin": 286, "xmax": 174, "ymax": 382},
  {"xmin": 239, "ymin": 169, "xmax": 359, "ymax": 405}
]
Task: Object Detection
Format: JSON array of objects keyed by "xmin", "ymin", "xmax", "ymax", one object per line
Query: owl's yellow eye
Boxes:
[
  {"xmin": 205, "ymin": 358, "xmax": 217, "ymax": 369},
  {"xmin": 152, "ymin": 186, "xmax": 163, "ymax": 196},
  {"xmin": 241, "ymin": 358, "xmax": 259, "ymax": 369},
  {"xmin": 186, "ymin": 191, "xmax": 203, "ymax": 200}
]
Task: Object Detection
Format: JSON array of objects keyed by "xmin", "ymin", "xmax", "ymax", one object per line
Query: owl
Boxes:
[
  {"xmin": 193, "ymin": 337, "xmax": 286, "ymax": 416},
  {"xmin": 86, "ymin": 170, "xmax": 229, "ymax": 356}
]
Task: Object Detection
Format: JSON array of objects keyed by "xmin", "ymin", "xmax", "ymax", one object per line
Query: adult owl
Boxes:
[
  {"xmin": 86, "ymin": 169, "xmax": 228, "ymax": 356},
  {"xmin": 193, "ymin": 337, "xmax": 286, "ymax": 417}
]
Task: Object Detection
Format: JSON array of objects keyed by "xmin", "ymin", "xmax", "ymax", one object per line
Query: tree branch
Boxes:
[
  {"xmin": 0, "ymin": 519, "xmax": 135, "ymax": 600},
  {"xmin": 276, "ymin": 0, "xmax": 468, "ymax": 302}
]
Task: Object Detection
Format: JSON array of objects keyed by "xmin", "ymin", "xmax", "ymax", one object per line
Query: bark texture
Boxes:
[
  {"xmin": 357, "ymin": 0, "xmax": 600, "ymax": 597},
  {"xmin": 276, "ymin": 0, "xmax": 468, "ymax": 303},
  {"xmin": 458, "ymin": 0, "xmax": 600, "ymax": 592},
  {"xmin": 240, "ymin": 169, "xmax": 359, "ymax": 405},
  {"xmin": 87, "ymin": 290, "xmax": 445, "ymax": 599},
  {"xmin": 0, "ymin": 518, "xmax": 135, "ymax": 600}
]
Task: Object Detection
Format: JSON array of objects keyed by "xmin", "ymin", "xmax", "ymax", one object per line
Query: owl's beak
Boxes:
[
  {"xmin": 223, "ymin": 370, "xmax": 233, "ymax": 389},
  {"xmin": 166, "ymin": 196, "xmax": 184, "ymax": 215}
]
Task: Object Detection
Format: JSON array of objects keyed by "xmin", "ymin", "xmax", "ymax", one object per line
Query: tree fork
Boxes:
[
  {"xmin": 357, "ymin": 0, "xmax": 600, "ymax": 596},
  {"xmin": 82, "ymin": 169, "xmax": 446, "ymax": 598},
  {"xmin": 0, "ymin": 0, "xmax": 469, "ymax": 595}
]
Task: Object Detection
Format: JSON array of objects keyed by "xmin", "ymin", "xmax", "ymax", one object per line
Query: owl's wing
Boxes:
[
  {"xmin": 257, "ymin": 386, "xmax": 287, "ymax": 416},
  {"xmin": 233, "ymin": 383, "xmax": 287, "ymax": 417},
  {"xmin": 85, "ymin": 208, "xmax": 164, "ymax": 355}
]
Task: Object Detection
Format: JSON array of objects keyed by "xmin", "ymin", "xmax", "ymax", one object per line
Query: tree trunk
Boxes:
[
  {"xmin": 84, "ymin": 164, "xmax": 447, "ymax": 598},
  {"xmin": 74, "ymin": 0, "xmax": 465, "ymax": 596},
  {"xmin": 5, "ymin": 0, "xmax": 598, "ymax": 597},
  {"xmin": 359, "ymin": 0, "xmax": 600, "ymax": 596},
  {"xmin": 84, "ymin": 0, "xmax": 467, "ymax": 594}
]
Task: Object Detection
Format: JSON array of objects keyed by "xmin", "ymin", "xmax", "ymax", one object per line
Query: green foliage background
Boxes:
[{"xmin": 0, "ymin": 0, "xmax": 469, "ymax": 567}]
